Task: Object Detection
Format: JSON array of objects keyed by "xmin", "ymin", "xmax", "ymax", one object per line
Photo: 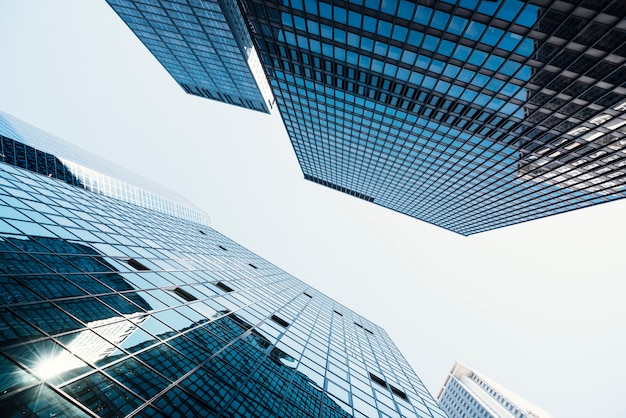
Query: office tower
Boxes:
[
  {"xmin": 0, "ymin": 111, "xmax": 209, "ymax": 226},
  {"xmin": 105, "ymin": 0, "xmax": 274, "ymax": 113},
  {"xmin": 0, "ymin": 113, "xmax": 446, "ymax": 417},
  {"xmin": 437, "ymin": 362, "xmax": 552, "ymax": 418},
  {"xmin": 240, "ymin": 0, "xmax": 626, "ymax": 235},
  {"xmin": 106, "ymin": 0, "xmax": 626, "ymax": 234}
]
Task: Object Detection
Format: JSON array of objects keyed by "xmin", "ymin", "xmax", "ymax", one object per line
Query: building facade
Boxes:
[
  {"xmin": 0, "ymin": 111, "xmax": 209, "ymax": 226},
  {"xmin": 240, "ymin": 0, "xmax": 626, "ymax": 235},
  {"xmin": 0, "ymin": 115, "xmax": 446, "ymax": 417},
  {"xmin": 105, "ymin": 0, "xmax": 275, "ymax": 113},
  {"xmin": 437, "ymin": 362, "xmax": 552, "ymax": 418},
  {"xmin": 105, "ymin": 0, "xmax": 626, "ymax": 234}
]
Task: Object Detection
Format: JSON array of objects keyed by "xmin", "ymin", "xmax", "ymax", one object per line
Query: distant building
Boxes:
[
  {"xmin": 437, "ymin": 362, "xmax": 553, "ymax": 418},
  {"xmin": 105, "ymin": 0, "xmax": 274, "ymax": 112},
  {"xmin": 0, "ymin": 111, "xmax": 209, "ymax": 225},
  {"xmin": 0, "ymin": 112, "xmax": 445, "ymax": 418}
]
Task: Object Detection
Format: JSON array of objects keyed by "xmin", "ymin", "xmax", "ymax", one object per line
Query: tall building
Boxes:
[
  {"xmin": 437, "ymin": 362, "xmax": 553, "ymax": 418},
  {"xmin": 0, "ymin": 111, "xmax": 209, "ymax": 226},
  {"xmin": 0, "ymin": 113, "xmax": 446, "ymax": 417},
  {"xmin": 105, "ymin": 0, "xmax": 275, "ymax": 113},
  {"xmin": 239, "ymin": 0, "xmax": 626, "ymax": 235},
  {"xmin": 105, "ymin": 0, "xmax": 626, "ymax": 234}
]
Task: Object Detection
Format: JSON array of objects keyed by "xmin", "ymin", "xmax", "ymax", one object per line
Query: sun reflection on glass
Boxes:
[
  {"xmin": 28, "ymin": 344, "xmax": 89, "ymax": 381},
  {"xmin": 33, "ymin": 356, "xmax": 71, "ymax": 380}
]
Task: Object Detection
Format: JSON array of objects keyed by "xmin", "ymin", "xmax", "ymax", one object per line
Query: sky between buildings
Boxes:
[{"xmin": 1, "ymin": 1, "xmax": 625, "ymax": 417}]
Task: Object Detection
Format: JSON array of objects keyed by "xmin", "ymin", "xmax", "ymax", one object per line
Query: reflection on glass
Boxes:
[
  {"xmin": 0, "ymin": 236, "xmax": 150, "ymax": 387},
  {"xmin": 0, "ymin": 235, "xmax": 351, "ymax": 416},
  {"xmin": 0, "ymin": 353, "xmax": 36, "ymax": 393},
  {"xmin": 517, "ymin": 98, "xmax": 626, "ymax": 195},
  {"xmin": 238, "ymin": 0, "xmax": 626, "ymax": 234},
  {"xmin": 0, "ymin": 111, "xmax": 210, "ymax": 226}
]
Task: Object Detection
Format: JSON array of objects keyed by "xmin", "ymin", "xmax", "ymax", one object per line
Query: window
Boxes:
[
  {"xmin": 248, "ymin": 263, "xmax": 258, "ymax": 269},
  {"xmin": 218, "ymin": 245, "xmax": 227, "ymax": 251},
  {"xmin": 169, "ymin": 287, "xmax": 197, "ymax": 302},
  {"xmin": 369, "ymin": 372, "xmax": 386, "ymax": 387},
  {"xmin": 389, "ymin": 384, "xmax": 408, "ymax": 400},
  {"xmin": 270, "ymin": 315, "xmax": 289, "ymax": 328},
  {"xmin": 369, "ymin": 373, "xmax": 410, "ymax": 402},
  {"xmin": 215, "ymin": 281, "xmax": 234, "ymax": 293},
  {"xmin": 125, "ymin": 258, "xmax": 150, "ymax": 271}
]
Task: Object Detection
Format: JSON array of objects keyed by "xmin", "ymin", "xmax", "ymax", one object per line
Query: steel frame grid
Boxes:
[
  {"xmin": 106, "ymin": 0, "xmax": 271, "ymax": 112},
  {"xmin": 0, "ymin": 147, "xmax": 447, "ymax": 417},
  {"xmin": 240, "ymin": 0, "xmax": 626, "ymax": 234}
]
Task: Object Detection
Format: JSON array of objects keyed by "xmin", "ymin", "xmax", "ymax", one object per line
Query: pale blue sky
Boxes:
[{"xmin": 1, "ymin": 1, "xmax": 625, "ymax": 417}]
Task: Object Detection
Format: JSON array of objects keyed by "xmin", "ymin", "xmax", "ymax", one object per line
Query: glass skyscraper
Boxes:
[
  {"xmin": 0, "ymin": 111, "xmax": 209, "ymax": 226},
  {"xmin": 238, "ymin": 0, "xmax": 626, "ymax": 235},
  {"xmin": 105, "ymin": 0, "xmax": 275, "ymax": 113},
  {"xmin": 105, "ymin": 0, "xmax": 626, "ymax": 234},
  {"xmin": 239, "ymin": 0, "xmax": 626, "ymax": 234},
  {"xmin": 0, "ymin": 113, "xmax": 446, "ymax": 417},
  {"xmin": 437, "ymin": 362, "xmax": 553, "ymax": 418}
]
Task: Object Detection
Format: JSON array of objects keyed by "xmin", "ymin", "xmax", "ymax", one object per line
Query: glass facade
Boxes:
[
  {"xmin": 437, "ymin": 362, "xmax": 552, "ymax": 418},
  {"xmin": 0, "ymin": 111, "xmax": 209, "ymax": 226},
  {"xmin": 105, "ymin": 0, "xmax": 275, "ymax": 113},
  {"xmin": 0, "ymin": 119, "xmax": 446, "ymax": 417},
  {"xmin": 241, "ymin": 0, "xmax": 626, "ymax": 235}
]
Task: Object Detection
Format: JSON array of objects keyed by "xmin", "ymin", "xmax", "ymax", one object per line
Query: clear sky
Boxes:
[{"xmin": 1, "ymin": 2, "xmax": 625, "ymax": 417}]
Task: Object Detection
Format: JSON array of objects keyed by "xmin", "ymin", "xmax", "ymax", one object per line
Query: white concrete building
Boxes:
[{"xmin": 437, "ymin": 362, "xmax": 553, "ymax": 418}]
